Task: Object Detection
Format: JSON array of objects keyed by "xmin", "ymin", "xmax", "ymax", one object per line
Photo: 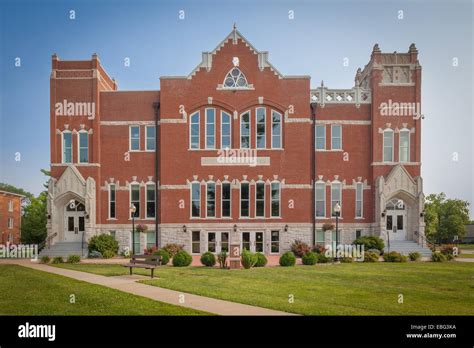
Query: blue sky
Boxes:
[{"xmin": 0, "ymin": 0, "xmax": 472, "ymax": 214}]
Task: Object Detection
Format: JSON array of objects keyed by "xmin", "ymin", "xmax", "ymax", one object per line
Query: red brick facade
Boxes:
[
  {"xmin": 0, "ymin": 191, "xmax": 23, "ymax": 244},
  {"xmin": 47, "ymin": 28, "xmax": 425, "ymax": 255}
]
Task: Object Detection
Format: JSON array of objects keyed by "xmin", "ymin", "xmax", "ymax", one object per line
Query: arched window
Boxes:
[{"xmin": 223, "ymin": 67, "xmax": 248, "ymax": 88}]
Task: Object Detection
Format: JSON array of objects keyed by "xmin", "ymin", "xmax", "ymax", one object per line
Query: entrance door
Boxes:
[
  {"xmin": 385, "ymin": 199, "xmax": 407, "ymax": 241},
  {"xmin": 207, "ymin": 232, "xmax": 229, "ymax": 253},
  {"xmin": 64, "ymin": 200, "xmax": 85, "ymax": 242},
  {"xmin": 241, "ymin": 232, "xmax": 264, "ymax": 253}
]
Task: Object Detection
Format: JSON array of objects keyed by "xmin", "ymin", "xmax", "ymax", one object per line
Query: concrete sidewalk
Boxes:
[{"xmin": 0, "ymin": 259, "xmax": 296, "ymax": 316}]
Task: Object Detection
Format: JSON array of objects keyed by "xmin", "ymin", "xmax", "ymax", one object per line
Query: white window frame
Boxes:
[
  {"xmin": 315, "ymin": 229, "xmax": 325, "ymax": 246},
  {"xmin": 220, "ymin": 111, "xmax": 232, "ymax": 149},
  {"xmin": 191, "ymin": 231, "xmax": 201, "ymax": 254},
  {"xmin": 331, "ymin": 124, "xmax": 342, "ymax": 150},
  {"xmin": 240, "ymin": 110, "xmax": 251, "ymax": 149},
  {"xmin": 129, "ymin": 183, "xmax": 140, "ymax": 219},
  {"xmin": 256, "ymin": 107, "xmax": 266, "ymax": 149},
  {"xmin": 355, "ymin": 182, "xmax": 363, "ymax": 218},
  {"xmin": 190, "ymin": 182, "xmax": 201, "ymax": 218},
  {"xmin": 61, "ymin": 130, "xmax": 73, "ymax": 164},
  {"xmin": 108, "ymin": 184, "xmax": 116, "ymax": 219},
  {"xmin": 270, "ymin": 230, "xmax": 280, "ymax": 254},
  {"xmin": 221, "ymin": 181, "xmax": 231, "ymax": 218},
  {"xmin": 129, "ymin": 125, "xmax": 140, "ymax": 152},
  {"xmin": 77, "ymin": 130, "xmax": 89, "ymax": 163},
  {"xmin": 271, "ymin": 181, "xmax": 281, "ymax": 218},
  {"xmin": 145, "ymin": 125, "xmax": 156, "ymax": 152},
  {"xmin": 190, "ymin": 111, "xmax": 200, "ymax": 150},
  {"xmin": 255, "ymin": 181, "xmax": 266, "ymax": 218},
  {"xmin": 315, "ymin": 125, "xmax": 326, "ymax": 150},
  {"xmin": 146, "ymin": 183, "xmax": 156, "ymax": 219},
  {"xmin": 383, "ymin": 129, "xmax": 394, "ymax": 162},
  {"xmin": 205, "ymin": 108, "xmax": 216, "ymax": 149},
  {"xmin": 206, "ymin": 182, "xmax": 216, "ymax": 218},
  {"xmin": 271, "ymin": 110, "xmax": 282, "ymax": 149},
  {"xmin": 331, "ymin": 181, "xmax": 342, "ymax": 217},
  {"xmin": 8, "ymin": 217, "xmax": 13, "ymax": 229},
  {"xmin": 8, "ymin": 200, "xmax": 13, "ymax": 212},
  {"xmin": 240, "ymin": 181, "xmax": 250, "ymax": 218},
  {"xmin": 399, "ymin": 129, "xmax": 410, "ymax": 163},
  {"xmin": 315, "ymin": 182, "xmax": 326, "ymax": 218}
]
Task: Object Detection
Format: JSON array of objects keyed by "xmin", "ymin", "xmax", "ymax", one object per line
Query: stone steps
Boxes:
[
  {"xmin": 386, "ymin": 241, "xmax": 432, "ymax": 256},
  {"xmin": 39, "ymin": 242, "xmax": 87, "ymax": 258}
]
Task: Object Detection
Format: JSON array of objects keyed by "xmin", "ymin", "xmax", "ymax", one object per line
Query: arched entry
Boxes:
[
  {"xmin": 385, "ymin": 198, "xmax": 407, "ymax": 241},
  {"xmin": 64, "ymin": 199, "xmax": 86, "ymax": 242}
]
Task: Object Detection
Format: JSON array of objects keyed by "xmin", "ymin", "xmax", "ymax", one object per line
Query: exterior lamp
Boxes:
[
  {"xmin": 233, "ymin": 224, "xmax": 238, "ymax": 233},
  {"xmin": 284, "ymin": 224, "xmax": 289, "ymax": 232},
  {"xmin": 182, "ymin": 225, "xmax": 187, "ymax": 233},
  {"xmin": 381, "ymin": 209, "xmax": 386, "ymax": 218},
  {"xmin": 333, "ymin": 202, "xmax": 341, "ymax": 261},
  {"xmin": 130, "ymin": 204, "xmax": 137, "ymax": 255},
  {"xmin": 420, "ymin": 210, "xmax": 425, "ymax": 218}
]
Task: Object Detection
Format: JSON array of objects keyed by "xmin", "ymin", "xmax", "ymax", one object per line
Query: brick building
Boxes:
[
  {"xmin": 45, "ymin": 27, "xmax": 426, "ymax": 256},
  {"xmin": 0, "ymin": 191, "xmax": 24, "ymax": 244}
]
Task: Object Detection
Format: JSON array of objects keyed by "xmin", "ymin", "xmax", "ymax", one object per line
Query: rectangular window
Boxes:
[
  {"xmin": 355, "ymin": 183, "xmax": 363, "ymax": 218},
  {"xmin": 146, "ymin": 231, "xmax": 156, "ymax": 249},
  {"xmin": 399, "ymin": 131, "xmax": 409, "ymax": 162},
  {"xmin": 256, "ymin": 107, "xmax": 266, "ymax": 149},
  {"xmin": 240, "ymin": 111, "xmax": 250, "ymax": 149},
  {"xmin": 316, "ymin": 125, "xmax": 326, "ymax": 150},
  {"xmin": 110, "ymin": 231, "xmax": 116, "ymax": 240},
  {"xmin": 130, "ymin": 184, "xmax": 140, "ymax": 218},
  {"xmin": 208, "ymin": 232, "xmax": 216, "ymax": 252},
  {"xmin": 109, "ymin": 184, "xmax": 116, "ymax": 219},
  {"xmin": 205, "ymin": 108, "xmax": 215, "ymax": 149},
  {"xmin": 271, "ymin": 182, "xmax": 280, "ymax": 217},
  {"xmin": 271, "ymin": 230, "xmax": 280, "ymax": 253},
  {"xmin": 356, "ymin": 230, "xmax": 362, "ymax": 239},
  {"xmin": 8, "ymin": 217, "xmax": 13, "ymax": 229},
  {"xmin": 206, "ymin": 182, "xmax": 216, "ymax": 217},
  {"xmin": 315, "ymin": 183, "xmax": 326, "ymax": 217},
  {"xmin": 315, "ymin": 229, "xmax": 325, "ymax": 246},
  {"xmin": 221, "ymin": 111, "xmax": 231, "ymax": 149},
  {"xmin": 146, "ymin": 125, "xmax": 156, "ymax": 151},
  {"xmin": 130, "ymin": 126, "xmax": 140, "ymax": 151},
  {"xmin": 331, "ymin": 182, "xmax": 341, "ymax": 217},
  {"xmin": 221, "ymin": 183, "xmax": 231, "ymax": 217},
  {"xmin": 383, "ymin": 131, "xmax": 394, "ymax": 162},
  {"xmin": 62, "ymin": 132, "xmax": 72, "ymax": 163},
  {"xmin": 8, "ymin": 200, "xmax": 13, "ymax": 212},
  {"xmin": 191, "ymin": 183, "xmax": 201, "ymax": 217},
  {"xmin": 78, "ymin": 132, "xmax": 89, "ymax": 163},
  {"xmin": 256, "ymin": 182, "xmax": 265, "ymax": 217},
  {"xmin": 78, "ymin": 216, "xmax": 85, "ymax": 232},
  {"xmin": 190, "ymin": 112, "xmax": 200, "ymax": 149},
  {"xmin": 146, "ymin": 184, "xmax": 156, "ymax": 219},
  {"xmin": 240, "ymin": 182, "xmax": 249, "ymax": 217},
  {"xmin": 192, "ymin": 231, "xmax": 200, "ymax": 254},
  {"xmin": 331, "ymin": 124, "xmax": 342, "ymax": 150},
  {"xmin": 271, "ymin": 111, "xmax": 282, "ymax": 149},
  {"xmin": 331, "ymin": 229, "xmax": 341, "ymax": 247},
  {"xmin": 221, "ymin": 232, "xmax": 229, "ymax": 252}
]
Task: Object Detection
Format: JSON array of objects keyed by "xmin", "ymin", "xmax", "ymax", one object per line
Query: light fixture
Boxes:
[
  {"xmin": 233, "ymin": 224, "xmax": 237, "ymax": 233},
  {"xmin": 420, "ymin": 210, "xmax": 425, "ymax": 218},
  {"xmin": 284, "ymin": 224, "xmax": 289, "ymax": 232},
  {"xmin": 333, "ymin": 202, "xmax": 341, "ymax": 215},
  {"xmin": 182, "ymin": 225, "xmax": 187, "ymax": 233},
  {"xmin": 381, "ymin": 209, "xmax": 387, "ymax": 218},
  {"xmin": 129, "ymin": 204, "xmax": 136, "ymax": 214}
]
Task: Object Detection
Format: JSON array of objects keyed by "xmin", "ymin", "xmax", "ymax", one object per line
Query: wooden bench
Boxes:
[{"xmin": 122, "ymin": 254, "xmax": 161, "ymax": 278}]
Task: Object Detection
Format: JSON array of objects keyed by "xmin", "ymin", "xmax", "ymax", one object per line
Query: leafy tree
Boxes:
[{"xmin": 21, "ymin": 191, "xmax": 47, "ymax": 244}]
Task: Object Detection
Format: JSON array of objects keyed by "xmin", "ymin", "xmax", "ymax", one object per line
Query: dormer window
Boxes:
[{"xmin": 223, "ymin": 68, "xmax": 248, "ymax": 88}]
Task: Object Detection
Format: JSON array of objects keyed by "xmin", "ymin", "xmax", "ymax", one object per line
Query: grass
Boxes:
[
  {"xmin": 56, "ymin": 262, "xmax": 474, "ymax": 316},
  {"xmin": 458, "ymin": 254, "xmax": 474, "ymax": 259},
  {"xmin": 458, "ymin": 244, "xmax": 474, "ymax": 250},
  {"xmin": 0, "ymin": 265, "xmax": 205, "ymax": 315}
]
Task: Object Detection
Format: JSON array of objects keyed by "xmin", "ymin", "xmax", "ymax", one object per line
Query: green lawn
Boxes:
[
  {"xmin": 0, "ymin": 265, "xmax": 205, "ymax": 315},
  {"xmin": 56, "ymin": 262, "xmax": 474, "ymax": 316},
  {"xmin": 459, "ymin": 244, "xmax": 474, "ymax": 250},
  {"xmin": 458, "ymin": 254, "xmax": 474, "ymax": 259}
]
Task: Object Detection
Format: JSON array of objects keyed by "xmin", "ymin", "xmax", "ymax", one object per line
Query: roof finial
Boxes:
[{"xmin": 233, "ymin": 23, "xmax": 237, "ymax": 31}]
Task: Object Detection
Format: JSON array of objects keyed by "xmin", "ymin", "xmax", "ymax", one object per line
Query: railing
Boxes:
[
  {"xmin": 81, "ymin": 231, "xmax": 87, "ymax": 257},
  {"xmin": 310, "ymin": 86, "xmax": 372, "ymax": 106},
  {"xmin": 39, "ymin": 232, "xmax": 58, "ymax": 251},
  {"xmin": 414, "ymin": 231, "xmax": 440, "ymax": 251}
]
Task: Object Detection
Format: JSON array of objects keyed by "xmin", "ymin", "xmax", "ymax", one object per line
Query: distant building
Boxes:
[
  {"xmin": 462, "ymin": 224, "xmax": 474, "ymax": 243},
  {"xmin": 0, "ymin": 191, "xmax": 24, "ymax": 244}
]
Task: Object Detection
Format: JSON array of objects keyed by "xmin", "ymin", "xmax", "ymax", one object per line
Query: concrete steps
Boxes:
[
  {"xmin": 385, "ymin": 240, "xmax": 432, "ymax": 256},
  {"xmin": 39, "ymin": 242, "xmax": 87, "ymax": 258}
]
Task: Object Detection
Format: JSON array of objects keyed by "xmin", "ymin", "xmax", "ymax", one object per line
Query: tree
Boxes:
[
  {"xmin": 424, "ymin": 193, "xmax": 470, "ymax": 243},
  {"xmin": 21, "ymin": 191, "xmax": 47, "ymax": 244}
]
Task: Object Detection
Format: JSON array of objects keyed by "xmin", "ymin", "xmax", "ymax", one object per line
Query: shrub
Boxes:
[
  {"xmin": 363, "ymin": 251, "xmax": 379, "ymax": 262},
  {"xmin": 153, "ymin": 249, "xmax": 170, "ymax": 265},
  {"xmin": 144, "ymin": 246, "xmax": 158, "ymax": 255},
  {"xmin": 440, "ymin": 244, "xmax": 456, "ymax": 256},
  {"xmin": 431, "ymin": 252, "xmax": 447, "ymax": 262},
  {"xmin": 172, "ymin": 250, "xmax": 192, "ymax": 267},
  {"xmin": 367, "ymin": 248, "xmax": 381, "ymax": 255},
  {"xmin": 340, "ymin": 256, "xmax": 353, "ymax": 263},
  {"xmin": 217, "ymin": 251, "xmax": 228, "ymax": 269},
  {"xmin": 163, "ymin": 243, "xmax": 184, "ymax": 258},
  {"xmin": 353, "ymin": 236, "xmax": 385, "ymax": 252},
  {"xmin": 67, "ymin": 255, "xmax": 81, "ymax": 264},
  {"xmin": 317, "ymin": 254, "xmax": 330, "ymax": 263},
  {"xmin": 135, "ymin": 224, "xmax": 148, "ymax": 233},
  {"xmin": 40, "ymin": 256, "xmax": 50, "ymax": 264},
  {"xmin": 290, "ymin": 240, "xmax": 311, "ymax": 258},
  {"xmin": 446, "ymin": 254, "xmax": 454, "ymax": 261},
  {"xmin": 254, "ymin": 253, "xmax": 268, "ymax": 267},
  {"xmin": 279, "ymin": 251, "xmax": 296, "ymax": 267},
  {"xmin": 302, "ymin": 252, "xmax": 318, "ymax": 265},
  {"xmin": 200, "ymin": 252, "xmax": 216, "ymax": 267},
  {"xmin": 383, "ymin": 251, "xmax": 407, "ymax": 263},
  {"xmin": 312, "ymin": 245, "xmax": 327, "ymax": 254},
  {"xmin": 409, "ymin": 252, "xmax": 421, "ymax": 261},
  {"xmin": 241, "ymin": 249, "xmax": 257, "ymax": 269},
  {"xmin": 88, "ymin": 234, "xmax": 119, "ymax": 258},
  {"xmin": 88, "ymin": 250, "xmax": 102, "ymax": 259},
  {"xmin": 322, "ymin": 223, "xmax": 334, "ymax": 231},
  {"xmin": 51, "ymin": 256, "xmax": 63, "ymax": 264}
]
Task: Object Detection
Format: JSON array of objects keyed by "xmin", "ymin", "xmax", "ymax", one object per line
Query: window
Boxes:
[
  {"xmin": 146, "ymin": 231, "xmax": 156, "ymax": 249},
  {"xmin": 399, "ymin": 130, "xmax": 410, "ymax": 162},
  {"xmin": 190, "ymin": 112, "xmax": 200, "ymax": 149},
  {"xmin": 256, "ymin": 107, "xmax": 266, "ymax": 149},
  {"xmin": 356, "ymin": 230, "xmax": 362, "ymax": 239},
  {"xmin": 315, "ymin": 182, "xmax": 326, "ymax": 217},
  {"xmin": 240, "ymin": 182, "xmax": 250, "ymax": 217},
  {"xmin": 256, "ymin": 182, "xmax": 265, "ymax": 217},
  {"xmin": 221, "ymin": 232, "xmax": 229, "ymax": 252},
  {"xmin": 240, "ymin": 111, "xmax": 250, "ymax": 149},
  {"xmin": 383, "ymin": 130, "xmax": 394, "ymax": 162},
  {"xmin": 271, "ymin": 182, "xmax": 280, "ymax": 217},
  {"xmin": 192, "ymin": 231, "xmax": 201, "ymax": 254},
  {"xmin": 355, "ymin": 183, "xmax": 363, "ymax": 218},
  {"xmin": 146, "ymin": 184, "xmax": 156, "ymax": 219},
  {"xmin": 62, "ymin": 132, "xmax": 72, "ymax": 163},
  {"xmin": 271, "ymin": 111, "xmax": 282, "ymax": 149},
  {"xmin": 146, "ymin": 125, "xmax": 156, "ymax": 151},
  {"xmin": 8, "ymin": 217, "xmax": 13, "ymax": 229},
  {"xmin": 205, "ymin": 108, "xmax": 215, "ymax": 149},
  {"xmin": 316, "ymin": 125, "xmax": 326, "ymax": 150},
  {"xmin": 271, "ymin": 230, "xmax": 280, "ymax": 253},
  {"xmin": 331, "ymin": 229, "xmax": 341, "ymax": 247},
  {"xmin": 110, "ymin": 231, "xmax": 116, "ymax": 240},
  {"xmin": 315, "ymin": 229, "xmax": 325, "ymax": 246},
  {"xmin": 130, "ymin": 184, "xmax": 140, "ymax": 218},
  {"xmin": 221, "ymin": 111, "xmax": 231, "ymax": 149},
  {"xmin": 221, "ymin": 182, "xmax": 231, "ymax": 217},
  {"xmin": 8, "ymin": 200, "xmax": 13, "ymax": 212},
  {"xmin": 78, "ymin": 131, "xmax": 89, "ymax": 163},
  {"xmin": 130, "ymin": 126, "xmax": 140, "ymax": 151},
  {"xmin": 208, "ymin": 232, "xmax": 216, "ymax": 252},
  {"xmin": 206, "ymin": 182, "xmax": 216, "ymax": 217},
  {"xmin": 223, "ymin": 67, "xmax": 248, "ymax": 88},
  {"xmin": 109, "ymin": 184, "xmax": 116, "ymax": 219},
  {"xmin": 191, "ymin": 183, "xmax": 201, "ymax": 217},
  {"xmin": 331, "ymin": 124, "xmax": 342, "ymax": 150},
  {"xmin": 331, "ymin": 182, "xmax": 341, "ymax": 216}
]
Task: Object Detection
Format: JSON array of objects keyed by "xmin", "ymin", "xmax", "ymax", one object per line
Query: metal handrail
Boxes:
[
  {"xmin": 39, "ymin": 232, "xmax": 58, "ymax": 251},
  {"xmin": 81, "ymin": 231, "xmax": 86, "ymax": 257},
  {"xmin": 414, "ymin": 231, "xmax": 440, "ymax": 250}
]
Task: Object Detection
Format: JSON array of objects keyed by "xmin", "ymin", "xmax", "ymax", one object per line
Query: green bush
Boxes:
[
  {"xmin": 172, "ymin": 250, "xmax": 192, "ymax": 267},
  {"xmin": 162, "ymin": 243, "xmax": 184, "ymax": 258},
  {"xmin": 317, "ymin": 253, "xmax": 330, "ymax": 263},
  {"xmin": 153, "ymin": 249, "xmax": 170, "ymax": 265},
  {"xmin": 302, "ymin": 252, "xmax": 318, "ymax": 265},
  {"xmin": 51, "ymin": 256, "xmax": 63, "ymax": 264},
  {"xmin": 217, "ymin": 251, "xmax": 227, "ymax": 269},
  {"xmin": 200, "ymin": 252, "xmax": 216, "ymax": 267},
  {"xmin": 431, "ymin": 252, "xmax": 447, "ymax": 262},
  {"xmin": 254, "ymin": 253, "xmax": 268, "ymax": 267},
  {"xmin": 440, "ymin": 244, "xmax": 456, "ymax": 256},
  {"xmin": 409, "ymin": 252, "xmax": 421, "ymax": 261},
  {"xmin": 67, "ymin": 255, "xmax": 80, "ymax": 264},
  {"xmin": 241, "ymin": 249, "xmax": 257, "ymax": 269},
  {"xmin": 88, "ymin": 234, "xmax": 119, "ymax": 258},
  {"xmin": 88, "ymin": 250, "xmax": 102, "ymax": 258},
  {"xmin": 353, "ymin": 236, "xmax": 385, "ymax": 252},
  {"xmin": 290, "ymin": 240, "xmax": 311, "ymax": 258},
  {"xmin": 40, "ymin": 256, "xmax": 50, "ymax": 264},
  {"xmin": 279, "ymin": 251, "xmax": 296, "ymax": 267},
  {"xmin": 383, "ymin": 251, "xmax": 407, "ymax": 263},
  {"xmin": 340, "ymin": 257, "xmax": 353, "ymax": 263},
  {"xmin": 363, "ymin": 251, "xmax": 379, "ymax": 262}
]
